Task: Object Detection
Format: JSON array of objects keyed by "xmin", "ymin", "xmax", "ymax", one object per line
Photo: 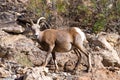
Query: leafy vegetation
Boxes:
[{"xmin": 26, "ymin": 0, "xmax": 120, "ymax": 33}]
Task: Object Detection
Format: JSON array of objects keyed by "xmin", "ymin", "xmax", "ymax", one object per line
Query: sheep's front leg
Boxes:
[
  {"xmin": 42, "ymin": 51, "xmax": 51, "ymax": 67},
  {"xmin": 52, "ymin": 52, "xmax": 59, "ymax": 72},
  {"xmin": 42, "ymin": 45, "xmax": 54, "ymax": 67}
]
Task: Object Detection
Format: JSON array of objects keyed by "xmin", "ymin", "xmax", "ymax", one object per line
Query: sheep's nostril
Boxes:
[{"xmin": 34, "ymin": 35, "xmax": 38, "ymax": 38}]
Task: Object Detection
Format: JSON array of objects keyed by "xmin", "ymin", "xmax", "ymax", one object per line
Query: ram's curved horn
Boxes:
[
  {"xmin": 44, "ymin": 21, "xmax": 51, "ymax": 29},
  {"xmin": 37, "ymin": 17, "xmax": 46, "ymax": 24}
]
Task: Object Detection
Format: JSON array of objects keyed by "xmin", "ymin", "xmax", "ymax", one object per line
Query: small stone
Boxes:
[
  {"xmin": 0, "ymin": 68, "xmax": 11, "ymax": 78},
  {"xmin": 77, "ymin": 76, "xmax": 91, "ymax": 80}
]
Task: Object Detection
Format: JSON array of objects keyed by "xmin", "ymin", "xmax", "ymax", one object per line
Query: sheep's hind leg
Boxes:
[
  {"xmin": 77, "ymin": 44, "xmax": 92, "ymax": 72},
  {"xmin": 52, "ymin": 52, "xmax": 59, "ymax": 72},
  {"xmin": 73, "ymin": 48, "xmax": 82, "ymax": 71}
]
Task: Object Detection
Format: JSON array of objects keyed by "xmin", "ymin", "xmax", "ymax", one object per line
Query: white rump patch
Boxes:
[{"xmin": 74, "ymin": 27, "xmax": 86, "ymax": 42}]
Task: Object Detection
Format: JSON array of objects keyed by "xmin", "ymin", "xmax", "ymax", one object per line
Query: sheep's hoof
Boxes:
[
  {"xmin": 86, "ymin": 67, "xmax": 92, "ymax": 73},
  {"xmin": 55, "ymin": 70, "xmax": 58, "ymax": 73},
  {"xmin": 54, "ymin": 69, "xmax": 59, "ymax": 73},
  {"xmin": 71, "ymin": 70, "xmax": 79, "ymax": 75},
  {"xmin": 41, "ymin": 62, "xmax": 46, "ymax": 67}
]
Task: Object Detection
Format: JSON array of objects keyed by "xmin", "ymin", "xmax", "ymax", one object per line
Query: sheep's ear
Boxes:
[
  {"xmin": 26, "ymin": 23, "xmax": 31, "ymax": 28},
  {"xmin": 30, "ymin": 19, "xmax": 34, "ymax": 25},
  {"xmin": 38, "ymin": 25, "xmax": 41, "ymax": 29}
]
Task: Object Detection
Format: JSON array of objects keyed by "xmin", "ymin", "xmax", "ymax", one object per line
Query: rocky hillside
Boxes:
[{"xmin": 0, "ymin": 0, "xmax": 120, "ymax": 80}]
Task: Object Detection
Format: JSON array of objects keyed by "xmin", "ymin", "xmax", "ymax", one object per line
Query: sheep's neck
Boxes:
[{"xmin": 37, "ymin": 31, "xmax": 43, "ymax": 41}]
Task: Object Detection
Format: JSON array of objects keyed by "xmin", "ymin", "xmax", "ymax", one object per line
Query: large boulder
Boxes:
[
  {"xmin": 88, "ymin": 32, "xmax": 120, "ymax": 68},
  {"xmin": 0, "ymin": 33, "xmax": 46, "ymax": 66}
]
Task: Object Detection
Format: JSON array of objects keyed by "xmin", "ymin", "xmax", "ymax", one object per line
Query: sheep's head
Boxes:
[
  {"xmin": 30, "ymin": 17, "xmax": 46, "ymax": 38},
  {"xmin": 30, "ymin": 17, "xmax": 46, "ymax": 30}
]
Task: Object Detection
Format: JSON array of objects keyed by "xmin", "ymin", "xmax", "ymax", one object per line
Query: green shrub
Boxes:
[
  {"xmin": 26, "ymin": 0, "xmax": 45, "ymax": 17},
  {"xmin": 56, "ymin": 0, "xmax": 67, "ymax": 14},
  {"xmin": 26, "ymin": 0, "xmax": 120, "ymax": 33},
  {"xmin": 93, "ymin": 13, "xmax": 106, "ymax": 33},
  {"xmin": 93, "ymin": 18, "xmax": 106, "ymax": 33}
]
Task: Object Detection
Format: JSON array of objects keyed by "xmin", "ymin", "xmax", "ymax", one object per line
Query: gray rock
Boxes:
[{"xmin": 23, "ymin": 67, "xmax": 52, "ymax": 80}]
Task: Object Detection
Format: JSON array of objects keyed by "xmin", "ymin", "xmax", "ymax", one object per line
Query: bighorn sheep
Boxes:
[{"xmin": 29, "ymin": 17, "xmax": 92, "ymax": 72}]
